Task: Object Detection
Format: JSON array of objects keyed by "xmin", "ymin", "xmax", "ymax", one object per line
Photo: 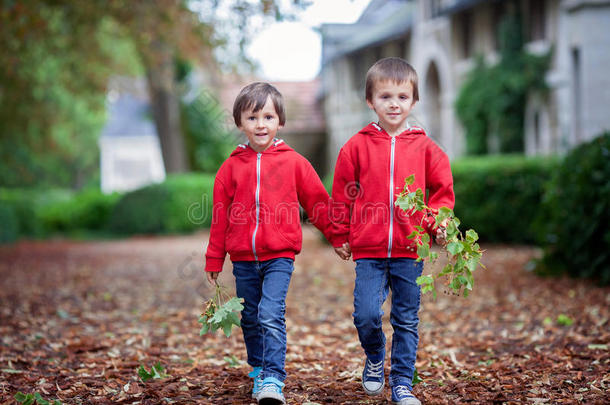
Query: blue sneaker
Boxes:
[
  {"xmin": 362, "ymin": 352, "xmax": 385, "ymax": 395},
  {"xmin": 248, "ymin": 366, "xmax": 263, "ymax": 398},
  {"xmin": 257, "ymin": 377, "xmax": 286, "ymax": 404},
  {"xmin": 391, "ymin": 384, "xmax": 421, "ymax": 405}
]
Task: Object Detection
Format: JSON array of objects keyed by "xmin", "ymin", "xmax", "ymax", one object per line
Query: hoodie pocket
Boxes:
[{"xmin": 349, "ymin": 200, "xmax": 388, "ymax": 249}]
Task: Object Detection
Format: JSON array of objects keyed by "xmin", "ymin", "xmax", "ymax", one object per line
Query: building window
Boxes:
[
  {"xmin": 492, "ymin": 2, "xmax": 505, "ymax": 51},
  {"xmin": 351, "ymin": 52, "xmax": 366, "ymax": 92},
  {"xmin": 528, "ymin": 0, "xmax": 546, "ymax": 41},
  {"xmin": 425, "ymin": 0, "xmax": 444, "ymax": 19},
  {"xmin": 459, "ymin": 10, "xmax": 473, "ymax": 59},
  {"xmin": 572, "ymin": 47, "xmax": 582, "ymax": 143}
]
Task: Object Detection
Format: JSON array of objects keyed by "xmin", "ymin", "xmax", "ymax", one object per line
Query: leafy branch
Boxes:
[
  {"xmin": 198, "ymin": 281, "xmax": 244, "ymax": 337},
  {"xmin": 395, "ymin": 175, "xmax": 485, "ymax": 299}
]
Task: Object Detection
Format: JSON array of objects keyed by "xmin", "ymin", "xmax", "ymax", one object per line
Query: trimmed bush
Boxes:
[
  {"xmin": 0, "ymin": 201, "xmax": 18, "ymax": 243},
  {"xmin": 109, "ymin": 173, "xmax": 215, "ymax": 235},
  {"xmin": 0, "ymin": 189, "xmax": 44, "ymax": 238},
  {"xmin": 536, "ymin": 133, "xmax": 610, "ymax": 285},
  {"xmin": 38, "ymin": 189, "xmax": 121, "ymax": 233},
  {"xmin": 451, "ymin": 155, "xmax": 557, "ymax": 244}
]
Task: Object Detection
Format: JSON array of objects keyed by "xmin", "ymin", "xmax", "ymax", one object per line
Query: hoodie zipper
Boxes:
[
  {"xmin": 387, "ymin": 136, "xmax": 396, "ymax": 258},
  {"xmin": 252, "ymin": 153, "xmax": 262, "ymax": 261}
]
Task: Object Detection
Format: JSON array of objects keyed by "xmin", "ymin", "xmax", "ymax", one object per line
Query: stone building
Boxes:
[{"xmin": 320, "ymin": 0, "xmax": 610, "ymax": 165}]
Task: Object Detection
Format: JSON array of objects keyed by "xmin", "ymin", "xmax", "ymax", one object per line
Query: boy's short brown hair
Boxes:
[
  {"xmin": 233, "ymin": 82, "xmax": 286, "ymax": 126},
  {"xmin": 365, "ymin": 57, "xmax": 419, "ymax": 103}
]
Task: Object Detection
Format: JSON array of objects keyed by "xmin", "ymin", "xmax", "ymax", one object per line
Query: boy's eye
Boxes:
[{"xmin": 265, "ymin": 115, "xmax": 274, "ymax": 120}]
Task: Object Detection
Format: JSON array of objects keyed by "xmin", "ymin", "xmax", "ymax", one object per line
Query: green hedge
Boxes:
[
  {"xmin": 0, "ymin": 201, "xmax": 18, "ymax": 243},
  {"xmin": 451, "ymin": 155, "xmax": 558, "ymax": 244},
  {"xmin": 108, "ymin": 173, "xmax": 215, "ymax": 235},
  {"xmin": 536, "ymin": 133, "xmax": 610, "ymax": 285},
  {"xmin": 0, "ymin": 188, "xmax": 120, "ymax": 240},
  {"xmin": 38, "ymin": 189, "xmax": 121, "ymax": 234}
]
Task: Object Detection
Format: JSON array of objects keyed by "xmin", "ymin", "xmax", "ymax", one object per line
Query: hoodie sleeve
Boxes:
[
  {"xmin": 423, "ymin": 144, "xmax": 455, "ymax": 234},
  {"xmin": 330, "ymin": 147, "xmax": 356, "ymax": 247},
  {"xmin": 295, "ymin": 157, "xmax": 335, "ymax": 245},
  {"xmin": 205, "ymin": 170, "xmax": 231, "ymax": 272}
]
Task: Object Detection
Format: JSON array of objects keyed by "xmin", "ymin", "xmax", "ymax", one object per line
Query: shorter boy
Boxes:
[
  {"xmin": 331, "ymin": 58, "xmax": 455, "ymax": 404},
  {"xmin": 205, "ymin": 82, "xmax": 339, "ymax": 405}
]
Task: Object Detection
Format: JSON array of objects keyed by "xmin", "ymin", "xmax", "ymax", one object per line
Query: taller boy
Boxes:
[{"xmin": 331, "ymin": 58, "xmax": 455, "ymax": 404}]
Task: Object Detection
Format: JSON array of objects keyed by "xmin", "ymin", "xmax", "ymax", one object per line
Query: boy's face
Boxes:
[
  {"xmin": 238, "ymin": 96, "xmax": 283, "ymax": 153},
  {"xmin": 367, "ymin": 80, "xmax": 416, "ymax": 136}
]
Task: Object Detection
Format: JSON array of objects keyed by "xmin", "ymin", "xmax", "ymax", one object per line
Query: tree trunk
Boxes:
[{"xmin": 144, "ymin": 44, "xmax": 189, "ymax": 173}]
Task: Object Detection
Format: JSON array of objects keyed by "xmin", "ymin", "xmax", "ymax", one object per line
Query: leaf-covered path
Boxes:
[{"xmin": 1, "ymin": 227, "xmax": 608, "ymax": 404}]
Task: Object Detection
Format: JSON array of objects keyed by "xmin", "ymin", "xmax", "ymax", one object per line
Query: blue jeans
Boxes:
[
  {"xmin": 232, "ymin": 258, "xmax": 294, "ymax": 382},
  {"xmin": 353, "ymin": 258, "xmax": 423, "ymax": 389}
]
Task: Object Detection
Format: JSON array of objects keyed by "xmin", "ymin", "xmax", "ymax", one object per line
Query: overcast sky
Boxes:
[{"xmin": 246, "ymin": 0, "xmax": 371, "ymax": 81}]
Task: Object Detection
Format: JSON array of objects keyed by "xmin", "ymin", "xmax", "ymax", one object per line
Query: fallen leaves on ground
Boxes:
[{"xmin": 0, "ymin": 227, "xmax": 608, "ymax": 404}]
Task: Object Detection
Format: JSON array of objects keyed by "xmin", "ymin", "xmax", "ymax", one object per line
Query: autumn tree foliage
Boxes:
[{"xmin": 0, "ymin": 0, "xmax": 309, "ymax": 187}]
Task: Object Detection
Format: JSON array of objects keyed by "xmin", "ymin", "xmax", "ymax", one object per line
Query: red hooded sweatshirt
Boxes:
[
  {"xmin": 205, "ymin": 139, "xmax": 333, "ymax": 272},
  {"xmin": 331, "ymin": 122, "xmax": 454, "ymax": 260}
]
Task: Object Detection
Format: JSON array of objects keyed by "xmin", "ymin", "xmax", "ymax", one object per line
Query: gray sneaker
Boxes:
[
  {"xmin": 391, "ymin": 384, "xmax": 421, "ymax": 405},
  {"xmin": 362, "ymin": 355, "xmax": 385, "ymax": 395},
  {"xmin": 257, "ymin": 377, "xmax": 286, "ymax": 405}
]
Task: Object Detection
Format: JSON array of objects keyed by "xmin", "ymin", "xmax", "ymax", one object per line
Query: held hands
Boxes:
[{"xmin": 334, "ymin": 242, "xmax": 351, "ymax": 260}]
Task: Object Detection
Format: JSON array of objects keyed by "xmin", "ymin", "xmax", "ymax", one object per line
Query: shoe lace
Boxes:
[
  {"xmin": 365, "ymin": 359, "xmax": 384, "ymax": 378},
  {"xmin": 394, "ymin": 385, "xmax": 414, "ymax": 398},
  {"xmin": 260, "ymin": 380, "xmax": 281, "ymax": 394}
]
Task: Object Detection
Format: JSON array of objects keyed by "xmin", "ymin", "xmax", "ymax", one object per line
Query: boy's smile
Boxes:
[
  {"xmin": 367, "ymin": 80, "xmax": 416, "ymax": 137},
  {"xmin": 239, "ymin": 96, "xmax": 283, "ymax": 152}
]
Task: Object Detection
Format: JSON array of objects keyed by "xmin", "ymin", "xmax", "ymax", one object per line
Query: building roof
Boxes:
[
  {"xmin": 433, "ymin": 0, "xmax": 489, "ymax": 16},
  {"xmin": 321, "ymin": 0, "xmax": 415, "ymax": 65},
  {"xmin": 101, "ymin": 77, "xmax": 157, "ymax": 138},
  {"xmin": 220, "ymin": 77, "xmax": 326, "ymax": 134}
]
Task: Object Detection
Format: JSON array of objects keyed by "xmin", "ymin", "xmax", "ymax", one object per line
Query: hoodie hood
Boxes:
[{"xmin": 230, "ymin": 138, "xmax": 293, "ymax": 157}]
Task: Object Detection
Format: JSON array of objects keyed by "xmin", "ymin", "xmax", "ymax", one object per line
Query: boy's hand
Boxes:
[
  {"xmin": 334, "ymin": 242, "xmax": 351, "ymax": 260},
  {"xmin": 435, "ymin": 217, "xmax": 450, "ymax": 246},
  {"xmin": 435, "ymin": 227, "xmax": 447, "ymax": 246},
  {"xmin": 206, "ymin": 271, "xmax": 219, "ymax": 285}
]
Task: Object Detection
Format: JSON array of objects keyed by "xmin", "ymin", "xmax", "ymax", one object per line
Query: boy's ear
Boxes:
[{"xmin": 366, "ymin": 99, "xmax": 375, "ymax": 110}]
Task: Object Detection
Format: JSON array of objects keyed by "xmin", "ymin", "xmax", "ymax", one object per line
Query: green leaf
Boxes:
[
  {"xmin": 417, "ymin": 243, "xmax": 429, "ymax": 259},
  {"xmin": 199, "ymin": 322, "xmax": 210, "ymax": 336},
  {"xmin": 465, "ymin": 229, "xmax": 479, "ymax": 242},
  {"xmin": 34, "ymin": 393, "xmax": 50, "ymax": 405},
  {"xmin": 439, "ymin": 263, "xmax": 453, "ymax": 276},
  {"xmin": 412, "ymin": 368, "xmax": 423, "ymax": 385},
  {"xmin": 416, "ymin": 275, "xmax": 434, "ymax": 286},
  {"xmin": 407, "ymin": 230, "xmax": 419, "ymax": 239},
  {"xmin": 446, "ymin": 242, "xmax": 464, "ymax": 255},
  {"xmin": 14, "ymin": 392, "xmax": 28, "ymax": 402},
  {"xmin": 405, "ymin": 174, "xmax": 415, "ymax": 185},
  {"xmin": 556, "ymin": 314, "xmax": 574, "ymax": 326},
  {"xmin": 224, "ymin": 297, "xmax": 245, "ymax": 312},
  {"xmin": 466, "ymin": 257, "xmax": 478, "ymax": 272},
  {"xmin": 138, "ymin": 365, "xmax": 153, "ymax": 382}
]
